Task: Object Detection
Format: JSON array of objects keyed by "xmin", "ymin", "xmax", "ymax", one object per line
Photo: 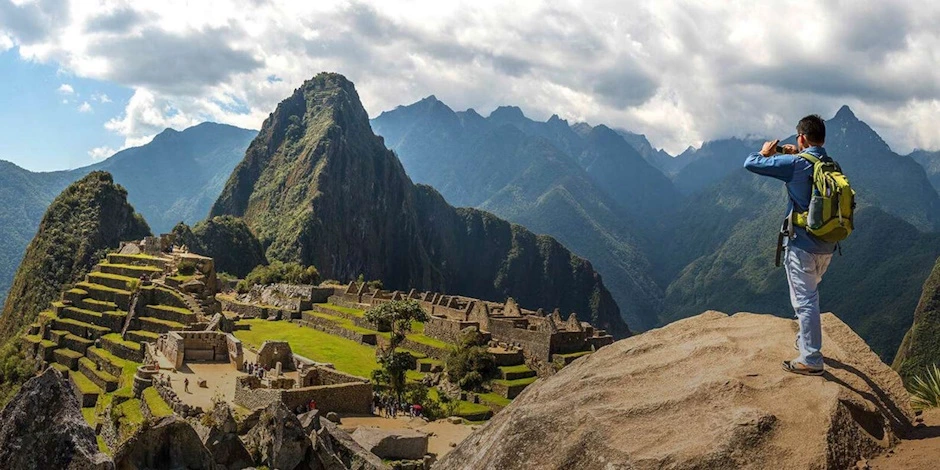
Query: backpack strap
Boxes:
[{"xmin": 797, "ymin": 152, "xmax": 821, "ymax": 165}]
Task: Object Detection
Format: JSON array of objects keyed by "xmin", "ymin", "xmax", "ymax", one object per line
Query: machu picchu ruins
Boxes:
[{"xmin": 10, "ymin": 232, "xmax": 618, "ymax": 467}]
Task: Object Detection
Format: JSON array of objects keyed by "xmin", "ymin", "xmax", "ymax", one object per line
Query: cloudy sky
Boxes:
[{"xmin": 2, "ymin": 0, "xmax": 940, "ymax": 171}]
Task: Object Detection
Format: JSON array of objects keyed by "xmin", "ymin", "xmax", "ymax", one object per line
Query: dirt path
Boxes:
[
  {"xmin": 869, "ymin": 408, "xmax": 940, "ymax": 469},
  {"xmin": 340, "ymin": 415, "xmax": 475, "ymax": 458}
]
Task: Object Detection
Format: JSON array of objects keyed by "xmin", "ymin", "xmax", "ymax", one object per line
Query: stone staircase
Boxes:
[{"xmin": 21, "ymin": 252, "xmax": 198, "ymax": 409}]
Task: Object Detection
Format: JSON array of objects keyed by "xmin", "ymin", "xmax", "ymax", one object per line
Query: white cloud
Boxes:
[
  {"xmin": 92, "ymin": 92, "xmax": 111, "ymax": 103},
  {"xmin": 77, "ymin": 101, "xmax": 92, "ymax": 112},
  {"xmin": 57, "ymin": 83, "xmax": 74, "ymax": 94},
  {"xmin": 0, "ymin": 34, "xmax": 12, "ymax": 51},
  {"xmin": 61, "ymin": 98, "xmax": 68, "ymax": 104},
  {"xmin": 87, "ymin": 145, "xmax": 115, "ymax": 161},
  {"xmin": 4, "ymin": 0, "xmax": 940, "ymax": 153}
]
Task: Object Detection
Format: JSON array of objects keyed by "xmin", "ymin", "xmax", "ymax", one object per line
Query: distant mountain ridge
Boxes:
[
  {"xmin": 372, "ymin": 96, "xmax": 670, "ymax": 330},
  {"xmin": 211, "ymin": 73, "xmax": 629, "ymax": 336},
  {"xmin": 0, "ymin": 123, "xmax": 256, "ymax": 306}
]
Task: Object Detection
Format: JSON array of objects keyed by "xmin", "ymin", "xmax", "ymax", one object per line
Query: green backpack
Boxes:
[{"xmin": 792, "ymin": 153, "xmax": 855, "ymax": 242}]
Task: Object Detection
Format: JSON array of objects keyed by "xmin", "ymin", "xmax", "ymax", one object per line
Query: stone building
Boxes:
[{"xmin": 330, "ymin": 283, "xmax": 614, "ymax": 364}]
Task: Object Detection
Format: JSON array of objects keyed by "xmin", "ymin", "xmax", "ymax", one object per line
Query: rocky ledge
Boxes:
[{"xmin": 436, "ymin": 311, "xmax": 914, "ymax": 470}]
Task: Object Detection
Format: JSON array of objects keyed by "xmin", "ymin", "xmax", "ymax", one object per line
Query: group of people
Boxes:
[
  {"xmin": 373, "ymin": 394, "xmax": 423, "ymax": 419},
  {"xmin": 244, "ymin": 361, "xmax": 269, "ymax": 378}
]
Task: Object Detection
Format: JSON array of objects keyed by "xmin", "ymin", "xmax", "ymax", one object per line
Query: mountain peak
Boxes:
[
  {"xmin": 489, "ymin": 105, "xmax": 526, "ymax": 122},
  {"xmin": 833, "ymin": 105, "xmax": 857, "ymax": 121}
]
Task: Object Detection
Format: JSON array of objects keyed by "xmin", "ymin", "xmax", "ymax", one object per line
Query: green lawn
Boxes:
[
  {"xmin": 477, "ymin": 392, "xmax": 512, "ymax": 407},
  {"xmin": 318, "ymin": 303, "xmax": 366, "ymax": 317},
  {"xmin": 307, "ymin": 311, "xmax": 378, "ymax": 335},
  {"xmin": 81, "ymin": 407, "xmax": 96, "ymax": 426},
  {"xmin": 234, "ymin": 320, "xmax": 379, "ymax": 378},
  {"xmin": 405, "ymin": 332, "xmax": 450, "ymax": 350},
  {"xmin": 493, "ymin": 376, "xmax": 538, "ymax": 387},
  {"xmin": 498, "ymin": 364, "xmax": 533, "ymax": 374},
  {"xmin": 142, "ymin": 387, "xmax": 174, "ymax": 418}
]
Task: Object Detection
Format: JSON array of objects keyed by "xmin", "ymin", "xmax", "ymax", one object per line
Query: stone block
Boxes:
[{"xmin": 351, "ymin": 428, "xmax": 429, "ymax": 461}]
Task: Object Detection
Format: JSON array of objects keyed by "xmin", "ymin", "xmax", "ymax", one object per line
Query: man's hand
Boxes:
[
  {"xmin": 781, "ymin": 144, "xmax": 798, "ymax": 154},
  {"xmin": 760, "ymin": 139, "xmax": 780, "ymax": 157}
]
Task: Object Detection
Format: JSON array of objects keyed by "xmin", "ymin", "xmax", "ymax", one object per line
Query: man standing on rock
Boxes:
[{"xmin": 744, "ymin": 114, "xmax": 835, "ymax": 376}]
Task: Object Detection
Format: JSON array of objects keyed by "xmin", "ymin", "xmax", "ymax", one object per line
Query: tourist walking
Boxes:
[
  {"xmin": 744, "ymin": 114, "xmax": 849, "ymax": 376},
  {"xmin": 184, "ymin": 377, "xmax": 190, "ymax": 392}
]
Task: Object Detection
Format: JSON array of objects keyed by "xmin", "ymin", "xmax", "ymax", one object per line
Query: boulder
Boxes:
[
  {"xmin": 0, "ymin": 367, "xmax": 113, "ymax": 469},
  {"xmin": 299, "ymin": 409, "xmax": 322, "ymax": 434},
  {"xmin": 351, "ymin": 427, "xmax": 429, "ymax": 460},
  {"xmin": 199, "ymin": 402, "xmax": 252, "ymax": 470},
  {"xmin": 114, "ymin": 416, "xmax": 214, "ymax": 469},
  {"xmin": 326, "ymin": 411, "xmax": 341, "ymax": 423},
  {"xmin": 437, "ymin": 312, "xmax": 915, "ymax": 470},
  {"xmin": 243, "ymin": 402, "xmax": 311, "ymax": 470},
  {"xmin": 316, "ymin": 419, "xmax": 389, "ymax": 470}
]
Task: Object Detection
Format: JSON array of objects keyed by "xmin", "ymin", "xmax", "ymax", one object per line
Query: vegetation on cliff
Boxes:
[
  {"xmin": 894, "ymin": 256, "xmax": 940, "ymax": 382},
  {"xmin": 172, "ymin": 215, "xmax": 267, "ymax": 278},
  {"xmin": 236, "ymin": 261, "xmax": 320, "ymax": 293},
  {"xmin": 210, "ymin": 73, "xmax": 629, "ymax": 336},
  {"xmin": 0, "ymin": 171, "xmax": 151, "ymax": 343}
]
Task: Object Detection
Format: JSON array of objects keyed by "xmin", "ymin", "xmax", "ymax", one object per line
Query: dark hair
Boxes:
[{"xmin": 797, "ymin": 114, "xmax": 825, "ymax": 144}]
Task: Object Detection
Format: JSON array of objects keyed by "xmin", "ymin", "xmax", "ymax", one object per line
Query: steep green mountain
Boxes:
[
  {"xmin": 660, "ymin": 167, "xmax": 940, "ymax": 361},
  {"xmin": 909, "ymin": 149, "xmax": 940, "ymax": 194},
  {"xmin": 893, "ymin": 256, "xmax": 940, "ymax": 382},
  {"xmin": 0, "ymin": 123, "xmax": 256, "ymax": 305},
  {"xmin": 372, "ymin": 97, "xmax": 664, "ymax": 330},
  {"xmin": 210, "ymin": 73, "xmax": 629, "ymax": 335},
  {"xmin": 171, "ymin": 216, "xmax": 267, "ymax": 277},
  {"xmin": 0, "ymin": 171, "xmax": 151, "ymax": 343}
]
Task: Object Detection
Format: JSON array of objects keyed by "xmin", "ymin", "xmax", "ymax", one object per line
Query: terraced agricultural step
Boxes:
[
  {"xmin": 126, "ymin": 330, "xmax": 160, "ymax": 344},
  {"xmin": 101, "ymin": 333, "xmax": 143, "ymax": 362},
  {"xmin": 50, "ymin": 362, "xmax": 71, "ymax": 377},
  {"xmin": 142, "ymin": 304, "xmax": 194, "ymax": 324},
  {"xmin": 78, "ymin": 357, "xmax": 118, "ymax": 392},
  {"xmin": 106, "ymin": 253, "xmax": 168, "ymax": 270},
  {"xmin": 63, "ymin": 288, "xmax": 88, "ymax": 303},
  {"xmin": 53, "ymin": 348, "xmax": 84, "ymax": 370},
  {"xmin": 52, "ymin": 316, "xmax": 110, "ymax": 339},
  {"xmin": 60, "ymin": 333, "xmax": 94, "ymax": 355},
  {"xmin": 86, "ymin": 346, "xmax": 128, "ymax": 379},
  {"xmin": 99, "ymin": 262, "xmax": 164, "ymax": 279},
  {"xmin": 76, "ymin": 282, "xmax": 132, "ymax": 310},
  {"xmin": 499, "ymin": 364, "xmax": 537, "ymax": 381},
  {"xmin": 70, "ymin": 370, "xmax": 103, "ymax": 407},
  {"xmin": 60, "ymin": 306, "xmax": 113, "ymax": 330},
  {"xmin": 86, "ymin": 272, "xmax": 137, "ymax": 291},
  {"xmin": 22, "ymin": 335, "xmax": 57, "ymax": 361},
  {"xmin": 138, "ymin": 316, "xmax": 186, "ymax": 334},
  {"xmin": 76, "ymin": 297, "xmax": 118, "ymax": 313}
]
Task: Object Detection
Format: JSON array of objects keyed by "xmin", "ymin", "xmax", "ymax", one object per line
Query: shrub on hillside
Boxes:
[
  {"xmin": 911, "ymin": 364, "xmax": 940, "ymax": 410},
  {"xmin": 235, "ymin": 260, "xmax": 321, "ymax": 293},
  {"xmin": 445, "ymin": 329, "xmax": 498, "ymax": 392}
]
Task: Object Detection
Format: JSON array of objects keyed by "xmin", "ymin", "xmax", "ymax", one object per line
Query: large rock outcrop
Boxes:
[
  {"xmin": 351, "ymin": 427, "xmax": 428, "ymax": 461},
  {"xmin": 210, "ymin": 72, "xmax": 628, "ymax": 336},
  {"xmin": 437, "ymin": 311, "xmax": 914, "ymax": 470},
  {"xmin": 243, "ymin": 402, "xmax": 312, "ymax": 470},
  {"xmin": 0, "ymin": 368, "xmax": 113, "ymax": 469},
  {"xmin": 196, "ymin": 402, "xmax": 253, "ymax": 470},
  {"xmin": 113, "ymin": 416, "xmax": 215, "ymax": 470},
  {"xmin": 316, "ymin": 419, "xmax": 389, "ymax": 470}
]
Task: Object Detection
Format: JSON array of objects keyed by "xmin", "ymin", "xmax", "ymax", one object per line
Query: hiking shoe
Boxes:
[{"xmin": 782, "ymin": 360, "xmax": 823, "ymax": 376}]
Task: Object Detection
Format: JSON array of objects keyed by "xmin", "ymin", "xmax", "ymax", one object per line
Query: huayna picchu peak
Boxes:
[{"xmin": 210, "ymin": 72, "xmax": 628, "ymax": 336}]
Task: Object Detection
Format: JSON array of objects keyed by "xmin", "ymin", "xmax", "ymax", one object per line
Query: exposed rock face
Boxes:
[
  {"xmin": 172, "ymin": 215, "xmax": 267, "ymax": 278},
  {"xmin": 198, "ymin": 402, "xmax": 253, "ymax": 470},
  {"xmin": 210, "ymin": 73, "xmax": 628, "ymax": 336},
  {"xmin": 316, "ymin": 419, "xmax": 389, "ymax": 470},
  {"xmin": 352, "ymin": 427, "xmax": 428, "ymax": 460},
  {"xmin": 894, "ymin": 256, "xmax": 940, "ymax": 381},
  {"xmin": 437, "ymin": 312, "xmax": 914, "ymax": 470},
  {"xmin": 114, "ymin": 416, "xmax": 215, "ymax": 470},
  {"xmin": 243, "ymin": 402, "xmax": 312, "ymax": 470},
  {"xmin": 0, "ymin": 368, "xmax": 113, "ymax": 469},
  {"xmin": 0, "ymin": 171, "xmax": 151, "ymax": 343}
]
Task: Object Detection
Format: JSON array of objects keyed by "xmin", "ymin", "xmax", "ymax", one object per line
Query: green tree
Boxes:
[
  {"xmin": 445, "ymin": 329, "xmax": 498, "ymax": 391},
  {"xmin": 365, "ymin": 300, "xmax": 429, "ymax": 402},
  {"xmin": 236, "ymin": 260, "xmax": 321, "ymax": 293}
]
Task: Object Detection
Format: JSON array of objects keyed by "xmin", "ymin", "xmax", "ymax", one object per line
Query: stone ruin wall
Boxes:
[
  {"xmin": 488, "ymin": 318, "xmax": 553, "ymax": 363},
  {"xmin": 158, "ymin": 331, "xmax": 244, "ymax": 370},
  {"xmin": 256, "ymin": 341, "xmax": 295, "ymax": 370},
  {"xmin": 423, "ymin": 316, "xmax": 481, "ymax": 344},
  {"xmin": 234, "ymin": 368, "xmax": 372, "ymax": 414}
]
